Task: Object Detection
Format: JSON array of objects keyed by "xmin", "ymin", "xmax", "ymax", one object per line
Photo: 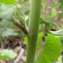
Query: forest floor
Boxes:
[
  {"xmin": 0, "ymin": 36, "xmax": 26, "ymax": 63},
  {"xmin": 0, "ymin": 36, "xmax": 61, "ymax": 63}
]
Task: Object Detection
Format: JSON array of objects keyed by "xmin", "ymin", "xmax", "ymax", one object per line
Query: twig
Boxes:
[
  {"xmin": 21, "ymin": 56, "xmax": 26, "ymax": 62},
  {"xmin": 14, "ymin": 48, "xmax": 25, "ymax": 63},
  {"xmin": 14, "ymin": 20, "xmax": 28, "ymax": 35}
]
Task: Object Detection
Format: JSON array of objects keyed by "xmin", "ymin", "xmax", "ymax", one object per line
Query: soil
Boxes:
[{"xmin": 0, "ymin": 36, "xmax": 26, "ymax": 63}]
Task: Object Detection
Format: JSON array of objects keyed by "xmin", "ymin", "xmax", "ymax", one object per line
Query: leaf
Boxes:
[
  {"xmin": 13, "ymin": 11, "xmax": 25, "ymax": 27},
  {"xmin": 24, "ymin": 37, "xmax": 28, "ymax": 45},
  {"xmin": 50, "ymin": 29, "xmax": 63, "ymax": 47},
  {"xmin": 0, "ymin": 4, "xmax": 16, "ymax": 18},
  {"xmin": 2, "ymin": 28, "xmax": 18, "ymax": 37},
  {"xmin": 0, "ymin": 49, "xmax": 17, "ymax": 60},
  {"xmin": 0, "ymin": 4, "xmax": 17, "ymax": 38},
  {"xmin": 0, "ymin": 0, "xmax": 15, "ymax": 4},
  {"xmin": 0, "ymin": 4, "xmax": 16, "ymax": 28},
  {"xmin": 50, "ymin": 29, "xmax": 63, "ymax": 36},
  {"xmin": 37, "ymin": 34, "xmax": 62, "ymax": 63},
  {"xmin": 36, "ymin": 32, "xmax": 43, "ymax": 53},
  {"xmin": 42, "ymin": 8, "xmax": 56, "ymax": 24},
  {"xmin": 57, "ymin": 56, "xmax": 62, "ymax": 63}
]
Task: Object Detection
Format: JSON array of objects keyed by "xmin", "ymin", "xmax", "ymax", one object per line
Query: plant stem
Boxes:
[
  {"xmin": 26, "ymin": 0, "xmax": 42, "ymax": 63},
  {"xmin": 14, "ymin": 20, "xmax": 28, "ymax": 35}
]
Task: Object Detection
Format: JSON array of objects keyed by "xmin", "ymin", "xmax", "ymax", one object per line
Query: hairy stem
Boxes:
[
  {"xmin": 14, "ymin": 20, "xmax": 28, "ymax": 35},
  {"xmin": 26, "ymin": 0, "xmax": 42, "ymax": 63}
]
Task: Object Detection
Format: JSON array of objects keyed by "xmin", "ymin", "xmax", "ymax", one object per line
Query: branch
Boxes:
[
  {"xmin": 14, "ymin": 20, "xmax": 28, "ymax": 35},
  {"xmin": 14, "ymin": 48, "xmax": 25, "ymax": 63}
]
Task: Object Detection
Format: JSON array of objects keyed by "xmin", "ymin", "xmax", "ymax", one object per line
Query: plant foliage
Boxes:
[
  {"xmin": 37, "ymin": 34, "xmax": 62, "ymax": 63},
  {"xmin": 0, "ymin": 49, "xmax": 17, "ymax": 60},
  {"xmin": 0, "ymin": 0, "xmax": 15, "ymax": 4}
]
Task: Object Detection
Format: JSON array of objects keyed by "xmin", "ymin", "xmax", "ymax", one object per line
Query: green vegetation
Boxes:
[{"xmin": 0, "ymin": 0, "xmax": 63, "ymax": 63}]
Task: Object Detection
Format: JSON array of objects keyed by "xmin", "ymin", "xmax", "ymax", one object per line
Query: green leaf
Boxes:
[
  {"xmin": 24, "ymin": 37, "xmax": 28, "ymax": 45},
  {"xmin": 13, "ymin": 11, "xmax": 25, "ymax": 27},
  {"xmin": 37, "ymin": 34, "xmax": 62, "ymax": 63},
  {"xmin": 57, "ymin": 56, "xmax": 62, "ymax": 63},
  {"xmin": 36, "ymin": 32, "xmax": 43, "ymax": 53},
  {"xmin": 0, "ymin": 54, "xmax": 10, "ymax": 60},
  {"xmin": 0, "ymin": 4, "xmax": 16, "ymax": 29},
  {"xmin": 2, "ymin": 28, "xmax": 18, "ymax": 37},
  {"xmin": 0, "ymin": 49, "xmax": 17, "ymax": 60},
  {"xmin": 50, "ymin": 29, "xmax": 63, "ymax": 47},
  {"xmin": 0, "ymin": 4, "xmax": 16, "ymax": 37},
  {"xmin": 0, "ymin": 0, "xmax": 15, "ymax": 4},
  {"xmin": 42, "ymin": 9, "xmax": 56, "ymax": 24},
  {"xmin": 0, "ymin": 4, "xmax": 16, "ymax": 18},
  {"xmin": 50, "ymin": 29, "xmax": 63, "ymax": 36}
]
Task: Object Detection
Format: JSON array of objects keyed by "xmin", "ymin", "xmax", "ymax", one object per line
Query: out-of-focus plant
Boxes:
[
  {"xmin": 0, "ymin": 3, "xmax": 17, "ymax": 41},
  {"xmin": 0, "ymin": 0, "xmax": 62, "ymax": 63},
  {"xmin": 0, "ymin": 0, "xmax": 15, "ymax": 4},
  {"xmin": 0, "ymin": 49, "xmax": 17, "ymax": 60}
]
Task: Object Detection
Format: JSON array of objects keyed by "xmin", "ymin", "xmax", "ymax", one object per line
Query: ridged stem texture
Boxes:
[{"xmin": 26, "ymin": 0, "xmax": 42, "ymax": 63}]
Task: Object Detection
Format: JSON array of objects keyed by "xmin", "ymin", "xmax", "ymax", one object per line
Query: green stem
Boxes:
[{"xmin": 26, "ymin": 0, "xmax": 42, "ymax": 63}]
